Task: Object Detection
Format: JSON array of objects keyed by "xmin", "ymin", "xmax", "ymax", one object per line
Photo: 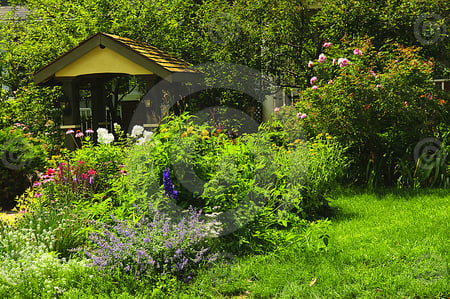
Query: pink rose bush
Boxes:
[{"xmin": 297, "ymin": 37, "xmax": 449, "ymax": 186}]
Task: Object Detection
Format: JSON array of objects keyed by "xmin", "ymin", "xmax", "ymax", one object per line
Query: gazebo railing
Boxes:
[{"xmin": 80, "ymin": 108, "xmax": 92, "ymax": 133}]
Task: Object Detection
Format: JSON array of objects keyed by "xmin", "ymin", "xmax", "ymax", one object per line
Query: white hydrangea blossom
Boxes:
[
  {"xmin": 130, "ymin": 125, "xmax": 145, "ymax": 138},
  {"xmin": 136, "ymin": 130, "xmax": 154, "ymax": 145},
  {"xmin": 143, "ymin": 130, "xmax": 153, "ymax": 141},
  {"xmin": 136, "ymin": 137, "xmax": 145, "ymax": 145},
  {"xmin": 97, "ymin": 128, "xmax": 114, "ymax": 145}
]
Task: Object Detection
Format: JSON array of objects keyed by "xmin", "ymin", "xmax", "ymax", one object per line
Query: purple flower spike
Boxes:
[{"xmin": 163, "ymin": 168, "xmax": 178, "ymax": 200}]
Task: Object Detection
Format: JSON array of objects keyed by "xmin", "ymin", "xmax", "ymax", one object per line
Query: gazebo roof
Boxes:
[{"xmin": 34, "ymin": 32, "xmax": 199, "ymax": 84}]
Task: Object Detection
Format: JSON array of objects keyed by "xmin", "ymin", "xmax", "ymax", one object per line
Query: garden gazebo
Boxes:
[{"xmin": 34, "ymin": 32, "xmax": 200, "ymax": 148}]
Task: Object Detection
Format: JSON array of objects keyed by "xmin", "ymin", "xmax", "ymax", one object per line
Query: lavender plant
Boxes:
[{"xmin": 84, "ymin": 205, "xmax": 210, "ymax": 282}]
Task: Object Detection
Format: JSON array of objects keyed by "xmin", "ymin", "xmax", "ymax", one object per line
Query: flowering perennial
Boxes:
[
  {"xmin": 97, "ymin": 128, "xmax": 114, "ymax": 145},
  {"xmin": 163, "ymin": 168, "xmax": 178, "ymax": 200},
  {"xmin": 84, "ymin": 206, "xmax": 210, "ymax": 281}
]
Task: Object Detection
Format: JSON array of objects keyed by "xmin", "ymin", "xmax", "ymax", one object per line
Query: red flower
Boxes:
[
  {"xmin": 88, "ymin": 169, "xmax": 97, "ymax": 176},
  {"xmin": 46, "ymin": 168, "xmax": 56, "ymax": 175}
]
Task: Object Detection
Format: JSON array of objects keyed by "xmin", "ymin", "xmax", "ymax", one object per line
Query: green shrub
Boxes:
[
  {"xmin": 297, "ymin": 38, "xmax": 450, "ymax": 186},
  {"xmin": 0, "ymin": 126, "xmax": 47, "ymax": 210},
  {"xmin": 0, "ymin": 86, "xmax": 64, "ymax": 209},
  {"xmin": 119, "ymin": 112, "xmax": 344, "ymax": 254}
]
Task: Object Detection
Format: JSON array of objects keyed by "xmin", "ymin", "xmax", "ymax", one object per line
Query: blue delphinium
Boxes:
[
  {"xmin": 84, "ymin": 205, "xmax": 209, "ymax": 282},
  {"xmin": 163, "ymin": 168, "xmax": 178, "ymax": 200}
]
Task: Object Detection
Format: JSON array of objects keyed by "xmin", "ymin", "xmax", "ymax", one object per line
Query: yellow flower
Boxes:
[
  {"xmin": 287, "ymin": 150, "xmax": 291, "ymax": 154},
  {"xmin": 326, "ymin": 135, "xmax": 332, "ymax": 140},
  {"xmin": 202, "ymin": 136, "xmax": 210, "ymax": 140},
  {"xmin": 294, "ymin": 139, "xmax": 301, "ymax": 143},
  {"xmin": 187, "ymin": 126, "xmax": 194, "ymax": 134},
  {"xmin": 181, "ymin": 132, "xmax": 187, "ymax": 138},
  {"xmin": 201, "ymin": 129, "xmax": 209, "ymax": 136},
  {"xmin": 160, "ymin": 128, "xmax": 168, "ymax": 133}
]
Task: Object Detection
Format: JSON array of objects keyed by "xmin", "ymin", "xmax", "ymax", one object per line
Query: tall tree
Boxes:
[{"xmin": 312, "ymin": 0, "xmax": 449, "ymax": 77}]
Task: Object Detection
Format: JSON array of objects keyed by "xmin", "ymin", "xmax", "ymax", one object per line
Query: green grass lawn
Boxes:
[{"xmin": 184, "ymin": 189, "xmax": 450, "ymax": 298}]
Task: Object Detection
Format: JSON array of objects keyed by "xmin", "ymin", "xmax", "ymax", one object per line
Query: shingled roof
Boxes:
[{"xmin": 34, "ymin": 32, "xmax": 199, "ymax": 84}]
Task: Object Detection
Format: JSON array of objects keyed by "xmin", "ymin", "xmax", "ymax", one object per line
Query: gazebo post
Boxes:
[
  {"xmin": 61, "ymin": 78, "xmax": 81, "ymax": 150},
  {"xmin": 143, "ymin": 75, "xmax": 162, "ymax": 128},
  {"xmin": 90, "ymin": 76, "xmax": 106, "ymax": 133}
]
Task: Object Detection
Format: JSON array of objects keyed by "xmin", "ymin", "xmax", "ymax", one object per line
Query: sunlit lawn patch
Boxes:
[{"xmin": 186, "ymin": 188, "xmax": 450, "ymax": 298}]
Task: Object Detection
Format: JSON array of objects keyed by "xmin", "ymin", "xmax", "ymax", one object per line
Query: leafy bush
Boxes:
[
  {"xmin": 0, "ymin": 86, "xmax": 63, "ymax": 210},
  {"xmin": 11, "ymin": 111, "xmax": 343, "ymax": 259},
  {"xmin": 297, "ymin": 38, "xmax": 450, "ymax": 186},
  {"xmin": 0, "ymin": 126, "xmax": 47, "ymax": 210},
  {"xmin": 118, "ymin": 112, "xmax": 344, "ymax": 254}
]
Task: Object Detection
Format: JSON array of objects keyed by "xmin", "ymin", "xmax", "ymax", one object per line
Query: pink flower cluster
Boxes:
[
  {"xmin": 66, "ymin": 128, "xmax": 95, "ymax": 135},
  {"xmin": 297, "ymin": 113, "xmax": 307, "ymax": 119},
  {"xmin": 337, "ymin": 58, "xmax": 349, "ymax": 67},
  {"xmin": 318, "ymin": 53, "xmax": 326, "ymax": 63},
  {"xmin": 306, "ymin": 44, "xmax": 372, "ymax": 91},
  {"xmin": 32, "ymin": 161, "xmax": 99, "ymax": 198},
  {"xmin": 353, "ymin": 48, "xmax": 363, "ymax": 56}
]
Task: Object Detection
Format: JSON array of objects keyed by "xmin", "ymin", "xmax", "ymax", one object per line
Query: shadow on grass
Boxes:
[{"xmin": 332, "ymin": 185, "xmax": 449, "ymax": 200}]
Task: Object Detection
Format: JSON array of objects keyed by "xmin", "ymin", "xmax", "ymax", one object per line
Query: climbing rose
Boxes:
[
  {"xmin": 318, "ymin": 53, "xmax": 326, "ymax": 63},
  {"xmin": 353, "ymin": 49, "xmax": 363, "ymax": 55},
  {"xmin": 338, "ymin": 58, "xmax": 349, "ymax": 67}
]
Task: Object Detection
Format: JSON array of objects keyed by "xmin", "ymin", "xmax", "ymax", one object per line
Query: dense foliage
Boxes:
[
  {"xmin": 297, "ymin": 38, "xmax": 450, "ymax": 187},
  {"xmin": 312, "ymin": 0, "xmax": 449, "ymax": 77},
  {"xmin": 0, "ymin": 87, "xmax": 63, "ymax": 209},
  {"xmin": 0, "ymin": 1, "xmax": 448, "ymax": 296}
]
